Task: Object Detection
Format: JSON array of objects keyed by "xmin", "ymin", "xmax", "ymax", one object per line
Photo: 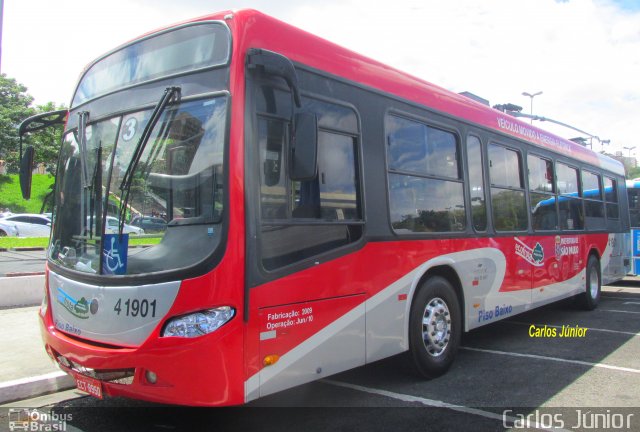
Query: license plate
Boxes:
[{"xmin": 74, "ymin": 373, "xmax": 103, "ymax": 399}]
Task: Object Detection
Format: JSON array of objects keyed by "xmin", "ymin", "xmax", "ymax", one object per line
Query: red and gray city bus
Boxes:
[{"xmin": 19, "ymin": 9, "xmax": 630, "ymax": 406}]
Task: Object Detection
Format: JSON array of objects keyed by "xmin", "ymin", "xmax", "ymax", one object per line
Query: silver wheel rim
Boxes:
[
  {"xmin": 589, "ymin": 267, "xmax": 599, "ymax": 299},
  {"xmin": 421, "ymin": 297, "xmax": 451, "ymax": 357}
]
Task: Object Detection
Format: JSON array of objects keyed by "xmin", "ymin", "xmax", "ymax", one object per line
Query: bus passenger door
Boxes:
[{"xmin": 244, "ymin": 64, "xmax": 366, "ymax": 400}]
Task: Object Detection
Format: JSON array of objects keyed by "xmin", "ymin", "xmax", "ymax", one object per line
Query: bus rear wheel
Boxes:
[
  {"xmin": 579, "ymin": 255, "xmax": 601, "ymax": 310},
  {"xmin": 408, "ymin": 275, "xmax": 461, "ymax": 378}
]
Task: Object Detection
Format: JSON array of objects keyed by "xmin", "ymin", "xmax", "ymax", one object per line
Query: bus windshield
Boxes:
[{"xmin": 49, "ymin": 95, "xmax": 227, "ymax": 276}]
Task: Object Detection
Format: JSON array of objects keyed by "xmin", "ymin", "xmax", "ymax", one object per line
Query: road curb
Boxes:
[
  {"xmin": 5, "ymin": 272, "xmax": 45, "ymax": 277},
  {"xmin": 0, "ymin": 247, "xmax": 47, "ymax": 252},
  {"xmin": 0, "ymin": 275, "xmax": 45, "ymax": 308},
  {"xmin": 0, "ymin": 371, "xmax": 75, "ymax": 404}
]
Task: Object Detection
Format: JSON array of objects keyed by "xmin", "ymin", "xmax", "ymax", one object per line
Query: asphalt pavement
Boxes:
[
  {"xmin": 0, "ymin": 282, "xmax": 639, "ymax": 431},
  {"xmin": 0, "ymin": 249, "xmax": 47, "ymax": 276}
]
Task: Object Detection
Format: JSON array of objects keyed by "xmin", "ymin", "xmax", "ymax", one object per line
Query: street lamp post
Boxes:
[
  {"xmin": 624, "ymin": 146, "xmax": 636, "ymax": 158},
  {"xmin": 522, "ymin": 91, "xmax": 543, "ymax": 124}
]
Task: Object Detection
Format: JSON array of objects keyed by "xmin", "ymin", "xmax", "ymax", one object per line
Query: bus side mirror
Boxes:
[
  {"xmin": 20, "ymin": 146, "xmax": 35, "ymax": 200},
  {"xmin": 290, "ymin": 112, "xmax": 318, "ymax": 181}
]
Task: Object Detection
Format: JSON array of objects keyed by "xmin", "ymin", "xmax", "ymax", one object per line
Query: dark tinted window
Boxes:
[
  {"xmin": 466, "ymin": 136, "xmax": 487, "ymax": 231},
  {"xmin": 582, "ymin": 171, "xmax": 602, "ymax": 199},
  {"xmin": 389, "ymin": 174, "xmax": 466, "ymax": 233},
  {"xmin": 489, "ymin": 144, "xmax": 527, "ymax": 231},
  {"xmin": 492, "ymin": 189, "xmax": 528, "ymax": 231},
  {"xmin": 528, "ymin": 155, "xmax": 554, "ymax": 193},
  {"xmin": 293, "ymin": 132, "xmax": 359, "ymax": 220},
  {"xmin": 559, "ymin": 197, "xmax": 584, "ymax": 230},
  {"xmin": 489, "ymin": 145, "xmax": 522, "ymax": 188},
  {"xmin": 530, "ymin": 193, "xmax": 558, "ymax": 230},
  {"xmin": 557, "ymin": 163, "xmax": 579, "ymax": 195},
  {"xmin": 256, "ymin": 89, "xmax": 362, "ymax": 270},
  {"xmin": 386, "ymin": 115, "xmax": 458, "ymax": 179},
  {"xmin": 605, "ymin": 177, "xmax": 619, "ymax": 221},
  {"xmin": 605, "ymin": 177, "xmax": 617, "ymax": 203},
  {"xmin": 582, "ymin": 170, "xmax": 604, "ymax": 230},
  {"xmin": 528, "ymin": 155, "xmax": 557, "ymax": 231},
  {"xmin": 386, "ymin": 115, "xmax": 464, "ymax": 234}
]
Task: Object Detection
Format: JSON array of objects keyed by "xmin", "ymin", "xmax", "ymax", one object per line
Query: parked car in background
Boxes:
[
  {"xmin": 85, "ymin": 216, "xmax": 145, "ymax": 235},
  {"xmin": 0, "ymin": 219, "xmax": 19, "ymax": 237},
  {"xmin": 0, "ymin": 214, "xmax": 51, "ymax": 237},
  {"xmin": 105, "ymin": 216, "xmax": 145, "ymax": 235},
  {"xmin": 129, "ymin": 216, "xmax": 167, "ymax": 233}
]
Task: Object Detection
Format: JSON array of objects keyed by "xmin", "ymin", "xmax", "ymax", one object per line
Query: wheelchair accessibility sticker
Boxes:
[{"xmin": 102, "ymin": 234, "xmax": 128, "ymax": 275}]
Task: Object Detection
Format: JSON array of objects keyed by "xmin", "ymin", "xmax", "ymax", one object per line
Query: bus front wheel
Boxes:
[
  {"xmin": 408, "ymin": 275, "xmax": 461, "ymax": 378},
  {"xmin": 579, "ymin": 255, "xmax": 601, "ymax": 310}
]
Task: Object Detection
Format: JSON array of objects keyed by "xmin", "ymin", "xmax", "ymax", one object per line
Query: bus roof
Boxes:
[{"xmin": 94, "ymin": 8, "xmax": 627, "ymax": 177}]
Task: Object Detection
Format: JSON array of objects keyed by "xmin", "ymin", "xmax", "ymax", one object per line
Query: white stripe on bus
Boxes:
[
  {"xmin": 506, "ymin": 321, "xmax": 640, "ymax": 337},
  {"xmin": 461, "ymin": 347, "xmax": 640, "ymax": 374},
  {"xmin": 322, "ymin": 379, "xmax": 568, "ymax": 432}
]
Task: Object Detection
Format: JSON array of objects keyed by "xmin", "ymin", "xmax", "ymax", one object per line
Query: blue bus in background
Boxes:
[{"xmin": 627, "ymin": 180, "xmax": 640, "ymax": 275}]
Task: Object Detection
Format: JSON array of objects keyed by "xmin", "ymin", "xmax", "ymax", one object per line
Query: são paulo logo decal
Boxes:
[{"xmin": 515, "ymin": 238, "xmax": 544, "ymax": 267}]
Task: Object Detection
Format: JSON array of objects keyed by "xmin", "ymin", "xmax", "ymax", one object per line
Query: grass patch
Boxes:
[
  {"xmin": 0, "ymin": 237, "xmax": 49, "ymax": 249},
  {"xmin": 0, "ymin": 174, "xmax": 55, "ymax": 213}
]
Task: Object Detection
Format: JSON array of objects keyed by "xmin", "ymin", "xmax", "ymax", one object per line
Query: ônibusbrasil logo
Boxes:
[
  {"xmin": 515, "ymin": 238, "xmax": 544, "ymax": 267},
  {"xmin": 56, "ymin": 287, "xmax": 90, "ymax": 319}
]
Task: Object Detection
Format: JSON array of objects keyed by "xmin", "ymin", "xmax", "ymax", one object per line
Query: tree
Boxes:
[
  {"xmin": 0, "ymin": 74, "xmax": 65, "ymax": 174},
  {"xmin": 627, "ymin": 165, "xmax": 640, "ymax": 180},
  {"xmin": 0, "ymin": 74, "xmax": 35, "ymax": 172},
  {"xmin": 30, "ymin": 101, "xmax": 67, "ymax": 175}
]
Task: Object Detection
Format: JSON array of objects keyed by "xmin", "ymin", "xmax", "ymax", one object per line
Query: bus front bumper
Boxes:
[{"xmin": 39, "ymin": 307, "xmax": 245, "ymax": 406}]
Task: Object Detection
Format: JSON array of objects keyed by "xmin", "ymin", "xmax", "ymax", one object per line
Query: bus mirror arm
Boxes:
[
  {"xmin": 17, "ymin": 109, "xmax": 68, "ymax": 200},
  {"xmin": 246, "ymin": 48, "xmax": 301, "ymax": 108},
  {"xmin": 246, "ymin": 49, "xmax": 317, "ymax": 181}
]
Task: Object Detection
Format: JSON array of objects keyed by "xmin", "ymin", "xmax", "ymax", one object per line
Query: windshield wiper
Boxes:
[
  {"xmin": 117, "ymin": 86, "xmax": 181, "ymax": 235},
  {"xmin": 78, "ymin": 111, "xmax": 90, "ymax": 188},
  {"xmin": 89, "ymin": 145, "xmax": 103, "ymax": 241}
]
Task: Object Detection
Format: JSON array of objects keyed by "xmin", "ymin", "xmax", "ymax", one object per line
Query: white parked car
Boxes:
[
  {"xmin": 87, "ymin": 216, "xmax": 144, "ymax": 235},
  {"xmin": 105, "ymin": 216, "xmax": 144, "ymax": 235},
  {"xmin": 0, "ymin": 214, "xmax": 51, "ymax": 237}
]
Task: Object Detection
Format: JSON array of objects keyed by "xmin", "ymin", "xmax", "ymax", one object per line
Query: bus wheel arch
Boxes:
[{"xmin": 407, "ymin": 265, "xmax": 463, "ymax": 378}]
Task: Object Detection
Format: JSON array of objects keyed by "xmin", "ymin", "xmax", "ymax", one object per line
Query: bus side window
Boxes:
[
  {"xmin": 293, "ymin": 132, "xmax": 359, "ymax": 220},
  {"xmin": 556, "ymin": 163, "xmax": 584, "ymax": 231},
  {"xmin": 466, "ymin": 135, "xmax": 487, "ymax": 231},
  {"xmin": 489, "ymin": 144, "xmax": 527, "ymax": 232},
  {"xmin": 386, "ymin": 114, "xmax": 465, "ymax": 234},
  {"xmin": 528, "ymin": 154, "xmax": 558, "ymax": 231},
  {"xmin": 256, "ymin": 88, "xmax": 363, "ymax": 270}
]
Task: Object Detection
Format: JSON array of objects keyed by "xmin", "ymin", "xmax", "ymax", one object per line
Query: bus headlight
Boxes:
[{"xmin": 162, "ymin": 307, "xmax": 235, "ymax": 338}]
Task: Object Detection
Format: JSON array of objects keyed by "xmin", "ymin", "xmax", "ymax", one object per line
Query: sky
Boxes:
[{"xmin": 2, "ymin": 0, "xmax": 639, "ymax": 157}]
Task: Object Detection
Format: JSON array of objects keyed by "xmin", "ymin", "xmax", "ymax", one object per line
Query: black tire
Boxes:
[
  {"xmin": 0, "ymin": 230, "xmax": 6, "ymax": 237},
  {"xmin": 579, "ymin": 255, "xmax": 601, "ymax": 310},
  {"xmin": 408, "ymin": 276, "xmax": 461, "ymax": 378}
]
